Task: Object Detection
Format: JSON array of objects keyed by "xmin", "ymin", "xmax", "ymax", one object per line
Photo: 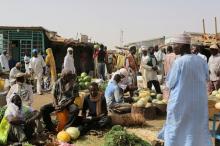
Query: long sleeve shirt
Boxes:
[
  {"xmin": 208, "ymin": 53, "xmax": 220, "ymax": 81},
  {"xmin": 105, "ymin": 80, "xmax": 123, "ymax": 107}
]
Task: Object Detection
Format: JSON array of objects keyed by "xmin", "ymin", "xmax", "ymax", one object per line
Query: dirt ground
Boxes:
[
  {"xmin": 32, "ymin": 93, "xmax": 165, "ymax": 146},
  {"xmin": 32, "ymin": 93, "xmax": 216, "ymax": 146}
]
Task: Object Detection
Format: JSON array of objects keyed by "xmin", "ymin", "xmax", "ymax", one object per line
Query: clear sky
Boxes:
[{"xmin": 1, "ymin": 0, "xmax": 220, "ymax": 48}]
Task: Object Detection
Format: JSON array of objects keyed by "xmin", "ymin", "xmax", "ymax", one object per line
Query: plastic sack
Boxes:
[{"xmin": 0, "ymin": 117, "xmax": 10, "ymax": 145}]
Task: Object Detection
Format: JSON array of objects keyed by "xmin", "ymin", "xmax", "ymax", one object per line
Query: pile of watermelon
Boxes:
[
  {"xmin": 78, "ymin": 72, "xmax": 92, "ymax": 90},
  {"xmin": 132, "ymin": 89, "xmax": 167, "ymax": 108}
]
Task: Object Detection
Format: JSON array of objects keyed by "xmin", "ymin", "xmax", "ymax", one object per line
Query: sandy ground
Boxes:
[
  {"xmin": 32, "ymin": 93, "xmax": 217, "ymax": 146},
  {"xmin": 32, "ymin": 93, "xmax": 165, "ymax": 145}
]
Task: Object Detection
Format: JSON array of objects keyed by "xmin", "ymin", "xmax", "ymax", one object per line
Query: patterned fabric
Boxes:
[{"xmin": 52, "ymin": 78, "xmax": 79, "ymax": 105}]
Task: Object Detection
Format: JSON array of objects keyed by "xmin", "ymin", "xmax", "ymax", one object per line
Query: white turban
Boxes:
[
  {"xmin": 67, "ymin": 47, "xmax": 73, "ymax": 51},
  {"xmin": 141, "ymin": 46, "xmax": 147, "ymax": 51},
  {"xmin": 165, "ymin": 34, "xmax": 191, "ymax": 45},
  {"xmin": 210, "ymin": 44, "xmax": 219, "ymax": 49},
  {"xmin": 119, "ymin": 68, "xmax": 128, "ymax": 77}
]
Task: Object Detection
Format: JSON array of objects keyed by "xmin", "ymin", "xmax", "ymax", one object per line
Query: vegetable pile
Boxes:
[
  {"xmin": 132, "ymin": 89, "xmax": 167, "ymax": 108},
  {"xmin": 77, "ymin": 72, "xmax": 92, "ymax": 90},
  {"xmin": 209, "ymin": 89, "xmax": 220, "ymax": 99},
  {"xmin": 0, "ymin": 106, "xmax": 6, "ymax": 122},
  {"xmin": 104, "ymin": 125, "xmax": 151, "ymax": 146}
]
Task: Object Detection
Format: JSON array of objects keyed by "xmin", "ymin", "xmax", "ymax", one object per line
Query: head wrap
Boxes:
[
  {"xmin": 16, "ymin": 73, "xmax": 26, "ymax": 78},
  {"xmin": 141, "ymin": 46, "xmax": 147, "ymax": 51},
  {"xmin": 119, "ymin": 68, "xmax": 128, "ymax": 77},
  {"xmin": 32, "ymin": 49, "xmax": 38, "ymax": 53},
  {"xmin": 67, "ymin": 47, "xmax": 73, "ymax": 51},
  {"xmin": 210, "ymin": 44, "xmax": 219, "ymax": 50}
]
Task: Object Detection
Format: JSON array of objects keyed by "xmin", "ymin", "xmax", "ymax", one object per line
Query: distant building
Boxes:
[
  {"xmin": 126, "ymin": 36, "xmax": 165, "ymax": 49},
  {"xmin": 0, "ymin": 26, "xmax": 95, "ymax": 74}
]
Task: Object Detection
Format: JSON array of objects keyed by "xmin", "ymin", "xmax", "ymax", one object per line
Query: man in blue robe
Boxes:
[{"xmin": 158, "ymin": 34, "xmax": 212, "ymax": 146}]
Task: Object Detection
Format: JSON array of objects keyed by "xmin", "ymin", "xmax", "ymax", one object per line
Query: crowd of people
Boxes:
[{"xmin": 0, "ymin": 33, "xmax": 220, "ymax": 145}]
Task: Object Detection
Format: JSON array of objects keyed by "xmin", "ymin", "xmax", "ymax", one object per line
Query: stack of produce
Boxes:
[
  {"xmin": 104, "ymin": 125, "xmax": 151, "ymax": 146},
  {"xmin": 209, "ymin": 89, "xmax": 220, "ymax": 99},
  {"xmin": 77, "ymin": 72, "xmax": 92, "ymax": 90},
  {"xmin": 132, "ymin": 89, "xmax": 167, "ymax": 108},
  {"xmin": 0, "ymin": 106, "xmax": 6, "ymax": 122},
  {"xmin": 57, "ymin": 127, "xmax": 80, "ymax": 144}
]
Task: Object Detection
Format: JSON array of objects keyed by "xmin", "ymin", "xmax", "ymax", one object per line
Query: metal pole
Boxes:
[
  {"xmin": 203, "ymin": 18, "xmax": 206, "ymax": 34},
  {"xmin": 215, "ymin": 17, "xmax": 218, "ymax": 41}
]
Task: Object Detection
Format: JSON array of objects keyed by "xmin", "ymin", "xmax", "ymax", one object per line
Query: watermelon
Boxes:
[
  {"xmin": 85, "ymin": 82, "xmax": 91, "ymax": 87},
  {"xmin": 156, "ymin": 94, "xmax": 163, "ymax": 100},
  {"xmin": 84, "ymin": 76, "xmax": 91, "ymax": 82},
  {"xmin": 81, "ymin": 72, "xmax": 87, "ymax": 78}
]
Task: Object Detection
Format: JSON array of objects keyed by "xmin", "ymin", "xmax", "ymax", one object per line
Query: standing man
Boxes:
[
  {"xmin": 158, "ymin": 34, "xmax": 212, "ymax": 146},
  {"xmin": 140, "ymin": 47, "xmax": 162, "ymax": 93},
  {"xmin": 164, "ymin": 46, "xmax": 177, "ymax": 76},
  {"xmin": 0, "ymin": 50, "xmax": 9, "ymax": 72},
  {"xmin": 29, "ymin": 49, "xmax": 46, "ymax": 95},
  {"xmin": 63, "ymin": 47, "xmax": 76, "ymax": 74},
  {"xmin": 24, "ymin": 52, "xmax": 31, "ymax": 73},
  {"xmin": 45, "ymin": 48, "xmax": 57, "ymax": 86},
  {"xmin": 208, "ymin": 44, "xmax": 220, "ymax": 92},
  {"xmin": 97, "ymin": 44, "xmax": 107, "ymax": 80},
  {"xmin": 154, "ymin": 45, "xmax": 165, "ymax": 83},
  {"xmin": 125, "ymin": 46, "xmax": 138, "ymax": 86}
]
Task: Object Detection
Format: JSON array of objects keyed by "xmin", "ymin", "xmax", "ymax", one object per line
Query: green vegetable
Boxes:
[
  {"xmin": 0, "ymin": 106, "xmax": 7, "ymax": 122},
  {"xmin": 103, "ymin": 125, "xmax": 151, "ymax": 146}
]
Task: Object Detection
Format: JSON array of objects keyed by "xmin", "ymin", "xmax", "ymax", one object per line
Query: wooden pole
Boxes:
[{"xmin": 203, "ymin": 18, "xmax": 206, "ymax": 34}]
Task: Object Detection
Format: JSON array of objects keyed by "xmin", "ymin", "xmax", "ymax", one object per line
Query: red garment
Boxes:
[
  {"xmin": 93, "ymin": 49, "xmax": 99, "ymax": 59},
  {"xmin": 126, "ymin": 54, "xmax": 138, "ymax": 72}
]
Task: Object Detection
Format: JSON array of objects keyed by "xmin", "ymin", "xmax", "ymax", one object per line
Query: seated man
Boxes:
[
  {"xmin": 9, "ymin": 62, "xmax": 22, "ymax": 86},
  {"xmin": 105, "ymin": 74, "xmax": 131, "ymax": 114},
  {"xmin": 7, "ymin": 73, "xmax": 33, "ymax": 107},
  {"xmin": 5, "ymin": 94, "xmax": 43, "ymax": 143},
  {"xmin": 81, "ymin": 82, "xmax": 111, "ymax": 134},
  {"xmin": 111, "ymin": 68, "xmax": 138, "ymax": 97},
  {"xmin": 40, "ymin": 69, "xmax": 79, "ymax": 131}
]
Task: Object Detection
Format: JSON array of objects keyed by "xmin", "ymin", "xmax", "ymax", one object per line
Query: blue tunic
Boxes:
[{"xmin": 158, "ymin": 54, "xmax": 212, "ymax": 146}]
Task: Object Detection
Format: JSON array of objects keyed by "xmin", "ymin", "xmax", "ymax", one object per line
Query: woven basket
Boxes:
[
  {"xmin": 110, "ymin": 112, "xmax": 145, "ymax": 126},
  {"xmin": 0, "ymin": 92, "xmax": 7, "ymax": 106},
  {"xmin": 154, "ymin": 103, "xmax": 167, "ymax": 113},
  {"xmin": 208, "ymin": 99, "xmax": 219, "ymax": 119},
  {"xmin": 131, "ymin": 105, "xmax": 156, "ymax": 120}
]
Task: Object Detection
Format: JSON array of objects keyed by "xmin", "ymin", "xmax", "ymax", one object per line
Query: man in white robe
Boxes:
[
  {"xmin": 24, "ymin": 53, "xmax": 30, "ymax": 73},
  {"xmin": 0, "ymin": 50, "xmax": 9, "ymax": 72},
  {"xmin": 7, "ymin": 73, "xmax": 33, "ymax": 107},
  {"xmin": 29, "ymin": 49, "xmax": 46, "ymax": 95},
  {"xmin": 63, "ymin": 47, "xmax": 75, "ymax": 74}
]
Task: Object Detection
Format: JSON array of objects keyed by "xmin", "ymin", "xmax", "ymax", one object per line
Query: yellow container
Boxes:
[
  {"xmin": 0, "ymin": 79, "xmax": 5, "ymax": 91},
  {"xmin": 74, "ymin": 96, "xmax": 84, "ymax": 109}
]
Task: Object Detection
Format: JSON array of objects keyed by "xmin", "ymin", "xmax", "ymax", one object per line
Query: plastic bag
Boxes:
[{"xmin": 0, "ymin": 117, "xmax": 10, "ymax": 145}]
